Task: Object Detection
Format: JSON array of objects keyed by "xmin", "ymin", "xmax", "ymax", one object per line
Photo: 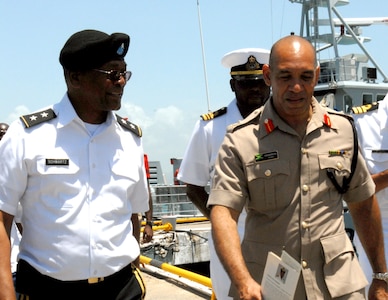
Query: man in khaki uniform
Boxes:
[{"xmin": 208, "ymin": 35, "xmax": 388, "ymax": 299}]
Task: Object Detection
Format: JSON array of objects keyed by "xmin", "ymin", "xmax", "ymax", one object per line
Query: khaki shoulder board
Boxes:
[
  {"xmin": 20, "ymin": 108, "xmax": 57, "ymax": 128},
  {"xmin": 200, "ymin": 107, "xmax": 227, "ymax": 121},
  {"xmin": 116, "ymin": 114, "xmax": 142, "ymax": 137},
  {"xmin": 351, "ymin": 102, "xmax": 379, "ymax": 114}
]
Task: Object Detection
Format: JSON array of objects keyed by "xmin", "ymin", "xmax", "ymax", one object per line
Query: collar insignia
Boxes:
[
  {"xmin": 323, "ymin": 114, "xmax": 332, "ymax": 128},
  {"xmin": 264, "ymin": 118, "xmax": 275, "ymax": 134}
]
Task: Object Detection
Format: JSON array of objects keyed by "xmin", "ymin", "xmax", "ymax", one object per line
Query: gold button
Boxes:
[
  {"xmin": 301, "ymin": 148, "xmax": 307, "ymax": 154},
  {"xmin": 336, "ymin": 162, "xmax": 343, "ymax": 170},
  {"xmin": 302, "ymin": 185, "xmax": 309, "ymax": 192},
  {"xmin": 302, "ymin": 260, "xmax": 308, "ymax": 268},
  {"xmin": 265, "ymin": 169, "xmax": 272, "ymax": 177},
  {"xmin": 302, "ymin": 221, "xmax": 309, "ymax": 229}
]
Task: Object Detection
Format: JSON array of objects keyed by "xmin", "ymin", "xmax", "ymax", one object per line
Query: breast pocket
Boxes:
[
  {"xmin": 35, "ymin": 155, "xmax": 80, "ymax": 208},
  {"xmin": 36, "ymin": 157, "xmax": 79, "ymax": 175},
  {"xmin": 364, "ymin": 148, "xmax": 388, "ymax": 172},
  {"xmin": 318, "ymin": 154, "xmax": 351, "ymax": 195},
  {"xmin": 245, "ymin": 160, "xmax": 291, "ymax": 212}
]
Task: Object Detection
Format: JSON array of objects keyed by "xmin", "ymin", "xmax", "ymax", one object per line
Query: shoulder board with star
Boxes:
[
  {"xmin": 351, "ymin": 102, "xmax": 379, "ymax": 114},
  {"xmin": 116, "ymin": 115, "xmax": 142, "ymax": 137},
  {"xmin": 20, "ymin": 108, "xmax": 57, "ymax": 128},
  {"xmin": 200, "ymin": 107, "xmax": 227, "ymax": 121}
]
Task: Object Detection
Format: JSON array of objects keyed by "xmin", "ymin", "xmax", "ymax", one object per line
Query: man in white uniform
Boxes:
[
  {"xmin": 178, "ymin": 48, "xmax": 271, "ymax": 299},
  {"xmin": 352, "ymin": 94, "xmax": 388, "ymax": 290},
  {"xmin": 0, "ymin": 29, "xmax": 149, "ymax": 300}
]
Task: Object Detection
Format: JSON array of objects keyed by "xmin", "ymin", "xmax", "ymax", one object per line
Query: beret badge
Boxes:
[{"xmin": 117, "ymin": 43, "xmax": 125, "ymax": 56}]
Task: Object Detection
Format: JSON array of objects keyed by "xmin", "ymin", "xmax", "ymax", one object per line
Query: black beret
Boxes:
[{"xmin": 59, "ymin": 29, "xmax": 130, "ymax": 71}]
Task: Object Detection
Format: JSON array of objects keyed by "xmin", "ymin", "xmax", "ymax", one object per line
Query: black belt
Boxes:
[{"xmin": 16, "ymin": 259, "xmax": 134, "ymax": 294}]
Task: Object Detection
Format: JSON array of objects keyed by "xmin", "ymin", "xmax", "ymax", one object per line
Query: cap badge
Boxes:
[
  {"xmin": 246, "ymin": 55, "xmax": 260, "ymax": 71},
  {"xmin": 117, "ymin": 43, "xmax": 125, "ymax": 55}
]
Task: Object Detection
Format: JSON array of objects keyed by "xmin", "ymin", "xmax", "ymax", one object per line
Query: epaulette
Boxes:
[
  {"xmin": 228, "ymin": 106, "xmax": 264, "ymax": 133},
  {"xmin": 200, "ymin": 107, "xmax": 227, "ymax": 121},
  {"xmin": 20, "ymin": 108, "xmax": 57, "ymax": 128},
  {"xmin": 351, "ymin": 102, "xmax": 379, "ymax": 114},
  {"xmin": 116, "ymin": 114, "xmax": 142, "ymax": 137}
]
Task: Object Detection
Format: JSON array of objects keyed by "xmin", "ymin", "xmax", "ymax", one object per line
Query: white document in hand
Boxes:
[{"xmin": 261, "ymin": 250, "xmax": 302, "ymax": 300}]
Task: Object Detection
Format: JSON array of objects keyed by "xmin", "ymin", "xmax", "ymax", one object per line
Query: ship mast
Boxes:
[{"xmin": 292, "ymin": 0, "xmax": 388, "ymax": 82}]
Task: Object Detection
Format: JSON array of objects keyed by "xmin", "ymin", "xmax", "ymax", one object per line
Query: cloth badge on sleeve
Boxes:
[{"xmin": 255, "ymin": 151, "xmax": 279, "ymax": 162}]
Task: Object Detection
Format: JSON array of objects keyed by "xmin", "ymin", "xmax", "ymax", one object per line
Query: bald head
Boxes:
[
  {"xmin": 0, "ymin": 123, "xmax": 9, "ymax": 141},
  {"xmin": 269, "ymin": 35, "xmax": 317, "ymax": 67}
]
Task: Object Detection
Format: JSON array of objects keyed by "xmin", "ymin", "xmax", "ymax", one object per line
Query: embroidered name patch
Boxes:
[
  {"xmin": 255, "ymin": 151, "xmax": 279, "ymax": 162},
  {"xmin": 45, "ymin": 159, "xmax": 69, "ymax": 166},
  {"xmin": 372, "ymin": 150, "xmax": 388, "ymax": 153}
]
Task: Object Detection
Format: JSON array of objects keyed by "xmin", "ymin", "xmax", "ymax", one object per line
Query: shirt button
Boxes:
[
  {"xmin": 265, "ymin": 169, "xmax": 272, "ymax": 177},
  {"xmin": 302, "ymin": 221, "xmax": 309, "ymax": 229},
  {"xmin": 336, "ymin": 162, "xmax": 343, "ymax": 170},
  {"xmin": 301, "ymin": 148, "xmax": 307, "ymax": 154},
  {"xmin": 302, "ymin": 185, "xmax": 309, "ymax": 192},
  {"xmin": 302, "ymin": 260, "xmax": 308, "ymax": 268}
]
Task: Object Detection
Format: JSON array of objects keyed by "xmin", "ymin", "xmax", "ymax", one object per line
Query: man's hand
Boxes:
[
  {"xmin": 142, "ymin": 223, "xmax": 153, "ymax": 243},
  {"xmin": 368, "ymin": 279, "xmax": 388, "ymax": 300},
  {"xmin": 237, "ymin": 277, "xmax": 263, "ymax": 300}
]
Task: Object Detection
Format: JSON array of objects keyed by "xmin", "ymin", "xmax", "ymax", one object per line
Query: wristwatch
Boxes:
[
  {"xmin": 372, "ymin": 272, "xmax": 388, "ymax": 283},
  {"xmin": 145, "ymin": 220, "xmax": 153, "ymax": 227}
]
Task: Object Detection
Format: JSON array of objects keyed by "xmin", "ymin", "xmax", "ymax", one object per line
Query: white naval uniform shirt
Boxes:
[
  {"xmin": 0, "ymin": 94, "xmax": 149, "ymax": 281},
  {"xmin": 353, "ymin": 94, "xmax": 388, "ymax": 289},
  {"xmin": 178, "ymin": 99, "xmax": 247, "ymax": 300},
  {"xmin": 178, "ymin": 99, "xmax": 247, "ymax": 235}
]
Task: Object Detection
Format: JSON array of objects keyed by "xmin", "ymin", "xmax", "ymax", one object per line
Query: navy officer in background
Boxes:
[{"xmin": 0, "ymin": 29, "xmax": 149, "ymax": 300}]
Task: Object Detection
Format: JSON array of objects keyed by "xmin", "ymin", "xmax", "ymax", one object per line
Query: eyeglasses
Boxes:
[{"xmin": 93, "ymin": 69, "xmax": 132, "ymax": 82}]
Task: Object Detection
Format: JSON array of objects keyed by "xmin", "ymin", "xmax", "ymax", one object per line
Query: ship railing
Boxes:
[{"xmin": 151, "ymin": 184, "xmax": 207, "ymax": 218}]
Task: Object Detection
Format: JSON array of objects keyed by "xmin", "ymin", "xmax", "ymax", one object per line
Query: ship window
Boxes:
[
  {"xmin": 362, "ymin": 94, "xmax": 373, "ymax": 105},
  {"xmin": 344, "ymin": 95, "xmax": 353, "ymax": 114},
  {"xmin": 377, "ymin": 94, "xmax": 386, "ymax": 101}
]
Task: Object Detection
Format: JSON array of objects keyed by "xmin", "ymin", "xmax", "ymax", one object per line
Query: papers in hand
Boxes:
[{"xmin": 261, "ymin": 250, "xmax": 301, "ymax": 300}]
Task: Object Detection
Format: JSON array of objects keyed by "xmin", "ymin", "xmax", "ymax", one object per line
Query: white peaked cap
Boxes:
[{"xmin": 221, "ymin": 48, "xmax": 270, "ymax": 69}]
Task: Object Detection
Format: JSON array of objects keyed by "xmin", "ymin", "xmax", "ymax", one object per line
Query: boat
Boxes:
[{"xmin": 290, "ymin": 0, "xmax": 388, "ymax": 112}]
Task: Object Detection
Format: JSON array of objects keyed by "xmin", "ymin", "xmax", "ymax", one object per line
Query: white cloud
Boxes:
[{"xmin": 120, "ymin": 103, "xmax": 199, "ymax": 184}]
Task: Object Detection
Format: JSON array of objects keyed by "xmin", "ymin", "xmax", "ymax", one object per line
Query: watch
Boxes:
[
  {"xmin": 372, "ymin": 272, "xmax": 388, "ymax": 283},
  {"xmin": 145, "ymin": 220, "xmax": 153, "ymax": 227}
]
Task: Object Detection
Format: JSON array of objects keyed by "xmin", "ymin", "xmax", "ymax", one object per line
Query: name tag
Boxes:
[
  {"xmin": 372, "ymin": 150, "xmax": 388, "ymax": 153},
  {"xmin": 45, "ymin": 159, "xmax": 69, "ymax": 166},
  {"xmin": 255, "ymin": 151, "xmax": 279, "ymax": 162}
]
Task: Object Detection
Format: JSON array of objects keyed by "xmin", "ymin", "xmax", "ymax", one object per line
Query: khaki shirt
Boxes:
[{"xmin": 208, "ymin": 98, "xmax": 373, "ymax": 299}]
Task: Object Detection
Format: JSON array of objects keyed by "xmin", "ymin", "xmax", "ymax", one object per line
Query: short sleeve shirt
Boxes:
[
  {"xmin": 208, "ymin": 98, "xmax": 374, "ymax": 298},
  {"xmin": 178, "ymin": 99, "xmax": 242, "ymax": 187},
  {"xmin": 0, "ymin": 94, "xmax": 149, "ymax": 280}
]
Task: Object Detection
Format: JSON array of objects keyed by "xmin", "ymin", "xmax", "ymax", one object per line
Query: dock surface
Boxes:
[{"xmin": 141, "ymin": 265, "xmax": 211, "ymax": 300}]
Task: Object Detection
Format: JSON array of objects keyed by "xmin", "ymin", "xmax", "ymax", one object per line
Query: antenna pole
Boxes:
[{"xmin": 196, "ymin": 0, "xmax": 211, "ymax": 111}]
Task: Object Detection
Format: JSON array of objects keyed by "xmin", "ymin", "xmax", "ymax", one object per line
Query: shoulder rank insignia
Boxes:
[
  {"xmin": 200, "ymin": 107, "xmax": 227, "ymax": 121},
  {"xmin": 20, "ymin": 108, "xmax": 56, "ymax": 128},
  {"xmin": 351, "ymin": 102, "xmax": 379, "ymax": 114},
  {"xmin": 116, "ymin": 115, "xmax": 142, "ymax": 137}
]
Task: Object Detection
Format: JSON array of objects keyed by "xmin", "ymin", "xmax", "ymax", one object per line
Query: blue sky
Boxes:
[{"xmin": 1, "ymin": 0, "xmax": 388, "ymax": 183}]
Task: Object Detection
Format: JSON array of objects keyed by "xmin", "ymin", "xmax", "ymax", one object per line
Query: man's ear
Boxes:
[
  {"xmin": 67, "ymin": 70, "xmax": 82, "ymax": 88},
  {"xmin": 230, "ymin": 78, "xmax": 235, "ymax": 92},
  {"xmin": 262, "ymin": 64, "xmax": 271, "ymax": 87},
  {"xmin": 314, "ymin": 65, "xmax": 321, "ymax": 86}
]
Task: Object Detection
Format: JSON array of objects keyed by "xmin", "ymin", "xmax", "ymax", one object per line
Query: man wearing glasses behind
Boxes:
[{"xmin": 0, "ymin": 30, "xmax": 149, "ymax": 300}]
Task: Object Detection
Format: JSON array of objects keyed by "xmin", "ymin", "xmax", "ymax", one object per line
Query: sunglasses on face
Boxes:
[{"xmin": 93, "ymin": 69, "xmax": 132, "ymax": 82}]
